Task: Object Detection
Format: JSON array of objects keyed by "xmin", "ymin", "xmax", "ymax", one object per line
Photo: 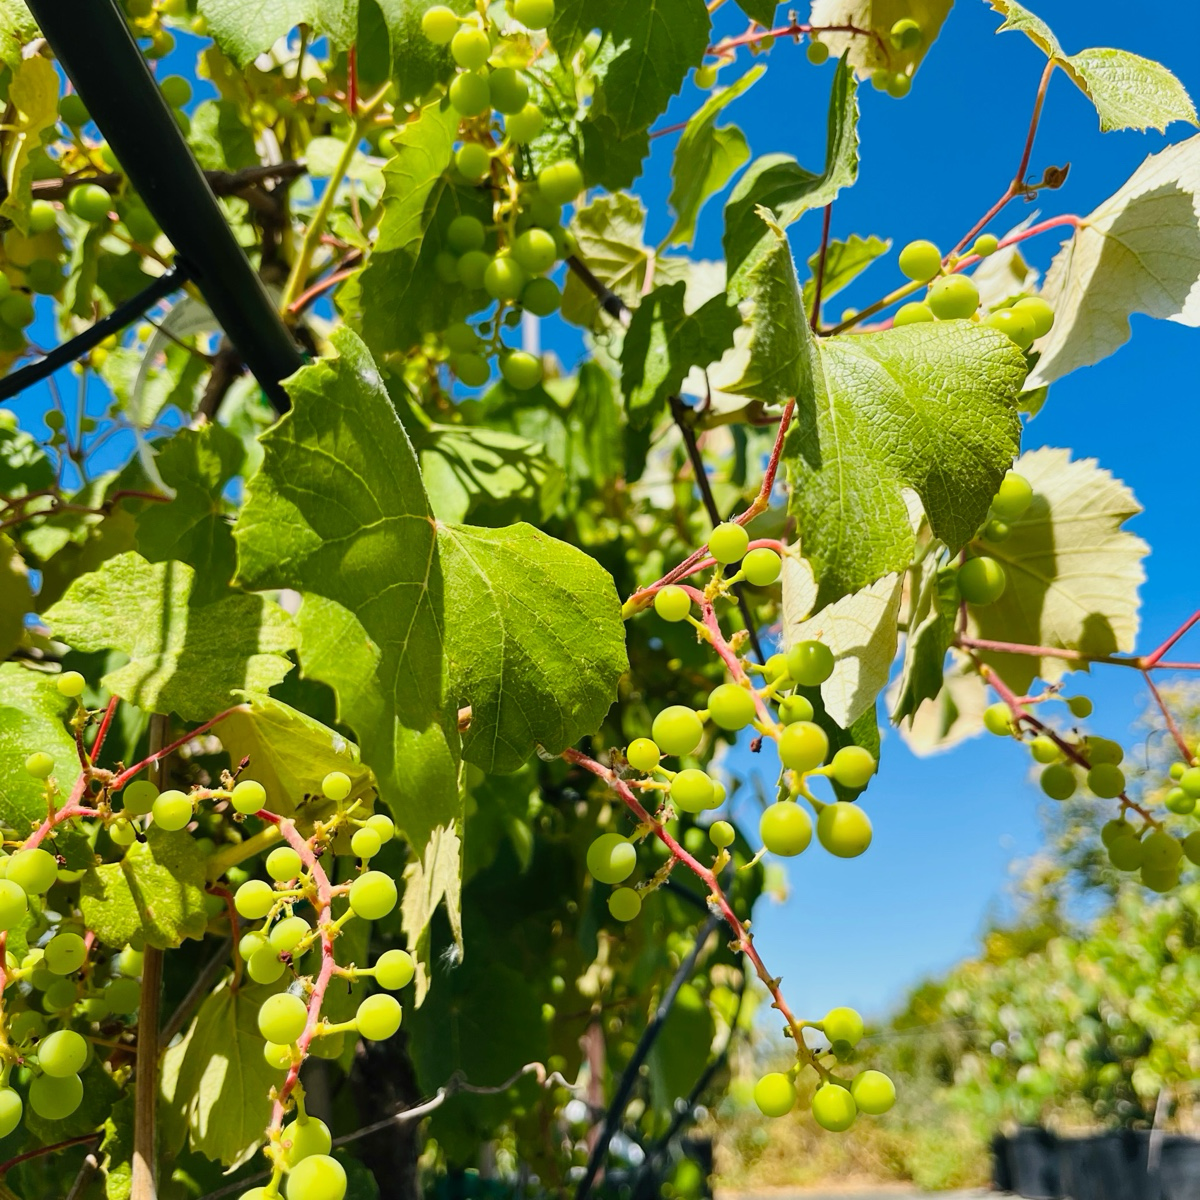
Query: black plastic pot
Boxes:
[{"xmin": 1005, "ymin": 1127, "xmax": 1063, "ymax": 1199}]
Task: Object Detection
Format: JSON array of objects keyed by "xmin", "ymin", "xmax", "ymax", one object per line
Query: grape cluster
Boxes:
[
  {"xmin": 805, "ymin": 19, "xmax": 923, "ymax": 100},
  {"xmin": 954, "ymin": 469, "xmax": 1036, "ymax": 608}
]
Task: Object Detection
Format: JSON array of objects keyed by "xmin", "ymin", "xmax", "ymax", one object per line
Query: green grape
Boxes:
[
  {"xmin": 972, "ymin": 233, "xmax": 999, "ymax": 257},
  {"xmin": 421, "ymin": 5, "xmax": 459, "ymax": 44},
  {"xmin": 310, "ymin": 1031, "xmax": 345, "ymax": 1060},
  {"xmin": 1100, "ymin": 818, "xmax": 1132, "ymax": 848},
  {"xmin": 455, "ymin": 142, "xmax": 491, "ymax": 183},
  {"xmin": 449, "ymin": 71, "xmax": 491, "ymax": 117},
  {"xmin": 983, "ymin": 703, "xmax": 1013, "ymax": 737},
  {"xmin": 45, "ymin": 932, "xmax": 86, "ymax": 975},
  {"xmin": 957, "ymin": 556, "xmax": 1006, "ymax": 605},
  {"xmin": 323, "ymin": 771, "xmax": 352, "ymax": 802},
  {"xmin": 452, "ymin": 353, "xmax": 490, "ymax": 387},
  {"xmin": 351, "ymin": 827, "xmax": 383, "ymax": 860},
  {"xmin": 514, "ymin": 0, "xmax": 555, "ymax": 28},
  {"xmin": 152, "ymin": 790, "xmax": 192, "ymax": 832},
  {"xmin": 1040, "ymin": 763, "xmax": 1076, "ymax": 801},
  {"xmin": 122, "ymin": 779, "xmax": 158, "ymax": 816},
  {"xmin": 759, "ymin": 802, "xmax": 812, "ymax": 857},
  {"xmin": 786, "ymin": 640, "xmax": 834, "ymax": 687},
  {"xmin": 349, "ymin": 871, "xmax": 399, "ymax": 920},
  {"xmin": 42, "ymin": 979, "xmax": 78, "ymax": 1012},
  {"xmin": 709, "ymin": 821, "xmax": 735, "ymax": 850},
  {"xmin": 375, "ymin": 948, "xmax": 416, "ymax": 990},
  {"xmin": 1142, "ymin": 830, "xmax": 1182, "ymax": 871},
  {"xmin": 286, "ymin": 1154, "xmax": 347, "ymax": 1200},
  {"xmin": 105, "ymin": 977, "xmax": 141, "ymax": 1012},
  {"xmin": 651, "ymin": 706, "xmax": 703, "ymax": 757},
  {"xmin": 893, "ymin": 301, "xmax": 934, "ymax": 326},
  {"xmin": 67, "ymin": 184, "xmax": 112, "ymax": 224},
  {"xmin": 239, "ymin": 931, "xmax": 267, "ymax": 961},
  {"xmin": 118, "ymin": 946, "xmax": 144, "ymax": 978},
  {"xmin": 741, "ymin": 547, "xmax": 781, "ymax": 587},
  {"xmin": 283, "ymin": 1116, "xmax": 332, "ymax": 1165},
  {"xmin": 890, "ymin": 17, "xmax": 922, "ymax": 49},
  {"xmin": 992, "ymin": 470, "xmax": 1033, "ymax": 520},
  {"xmin": 1168, "ymin": 761, "xmax": 1186, "ymax": 780},
  {"xmin": 0, "ymin": 293, "xmax": 35, "ymax": 329},
  {"xmin": 58, "ymin": 93, "xmax": 89, "ymax": 127},
  {"xmin": 1183, "ymin": 830, "xmax": 1200, "ymax": 866},
  {"xmin": 984, "ymin": 519, "xmax": 1010, "ymax": 542},
  {"xmin": 506, "ymin": 104, "xmax": 545, "ymax": 144},
  {"xmin": 0, "ymin": 1088, "xmax": 22, "ymax": 1138},
  {"xmin": 1067, "ymin": 695, "xmax": 1093, "ymax": 718},
  {"xmin": 886, "ymin": 72, "xmax": 911, "ymax": 98},
  {"xmin": 0, "ymin": 879, "xmax": 24, "ymax": 932},
  {"xmin": 537, "ymin": 161, "xmax": 584, "ymax": 206},
  {"xmin": 500, "ymin": 350, "xmax": 543, "ymax": 390},
  {"xmin": 817, "ymin": 802, "xmax": 872, "ymax": 858},
  {"xmin": 235, "ymin": 880, "xmax": 276, "ymax": 920},
  {"xmin": 1087, "ymin": 763, "xmax": 1125, "ymax": 799},
  {"xmin": 160, "ymin": 74, "xmax": 192, "ymax": 107},
  {"xmin": 1013, "ymin": 296, "xmax": 1054, "ymax": 338},
  {"xmin": 1107, "ymin": 835, "xmax": 1143, "ymax": 872},
  {"xmin": 55, "ymin": 670, "xmax": 85, "ymax": 698},
  {"xmin": 671, "ymin": 769, "xmax": 716, "ymax": 814},
  {"xmin": 870, "ymin": 69, "xmax": 890, "ymax": 91},
  {"xmin": 707, "ymin": 683, "xmax": 756, "ymax": 732},
  {"xmin": 898, "ymin": 240, "xmax": 941, "ymax": 282},
  {"xmin": 586, "ymin": 834, "xmax": 636, "ymax": 884},
  {"xmin": 0, "ymin": 278, "xmax": 11, "ymax": 306},
  {"xmin": 29, "ymin": 1072, "xmax": 83, "ymax": 1119},
  {"xmin": 1029, "ymin": 736, "xmax": 1060, "ymax": 764},
  {"xmin": 484, "ymin": 255, "xmax": 528, "ymax": 301},
  {"xmin": 778, "ymin": 721, "xmax": 829, "ymax": 772},
  {"xmin": 513, "ymin": 228, "xmax": 557, "ymax": 274},
  {"xmin": 248, "ymin": 946, "xmax": 286, "ymax": 985},
  {"xmin": 806, "ymin": 39, "xmax": 829, "ymax": 65},
  {"xmin": 226, "ymin": 779, "xmax": 265, "ymax": 815},
  {"xmin": 607, "ymin": 887, "xmax": 641, "ymax": 921},
  {"xmin": 1165, "ymin": 787, "xmax": 1195, "ymax": 815},
  {"xmin": 851, "ymin": 1070, "xmax": 896, "ymax": 1115},
  {"xmin": 258, "ymin": 992, "xmax": 308, "ymax": 1044},
  {"xmin": 778, "ymin": 695, "xmax": 814, "ymax": 725},
  {"xmin": 830, "ymin": 746, "xmax": 876, "ymax": 789},
  {"xmin": 823, "ymin": 1006, "xmax": 864, "ymax": 1046},
  {"xmin": 148, "ymin": 29, "xmax": 174, "ymax": 58},
  {"xmin": 356, "ymin": 993, "xmax": 402, "ymax": 1040},
  {"xmin": 709, "ymin": 521, "xmax": 749, "ymax": 565},
  {"xmin": 1142, "ymin": 863, "xmax": 1179, "ymax": 893},
  {"xmin": 986, "ymin": 307, "xmax": 1035, "ymax": 348},
  {"xmin": 812, "ymin": 1082, "xmax": 857, "ymax": 1132},
  {"xmin": 754, "ymin": 1072, "xmax": 796, "ymax": 1117},
  {"xmin": 266, "ymin": 846, "xmax": 303, "ymax": 882},
  {"xmin": 451, "ymin": 26, "xmax": 491, "ymax": 69},
  {"xmin": 24, "ymin": 752, "xmax": 53, "ymax": 779},
  {"xmin": 447, "ymin": 215, "xmax": 486, "ymax": 254},
  {"xmin": 524, "ymin": 195, "xmax": 562, "ymax": 229},
  {"xmin": 653, "ymin": 585, "xmax": 691, "ymax": 623},
  {"xmin": 1178, "ymin": 767, "xmax": 1200, "ymax": 798},
  {"xmin": 455, "ymin": 250, "xmax": 489, "ymax": 291},
  {"xmin": 270, "ymin": 916, "xmax": 310, "ymax": 954},
  {"xmin": 694, "ymin": 63, "xmax": 718, "ymax": 88},
  {"xmin": 444, "ymin": 323, "xmax": 479, "ymax": 355},
  {"xmin": 38, "ymin": 1028, "xmax": 87, "ymax": 1077},
  {"xmin": 9, "ymin": 1010, "xmax": 46, "ymax": 1043},
  {"xmin": 927, "ymin": 274, "xmax": 979, "ymax": 319},
  {"xmin": 488, "ymin": 67, "xmax": 529, "ymax": 114},
  {"xmin": 367, "ymin": 813, "xmax": 396, "ymax": 843},
  {"xmin": 627, "ymin": 738, "xmax": 660, "ymax": 773},
  {"xmin": 763, "ymin": 653, "xmax": 789, "ymax": 683},
  {"xmin": 8, "ymin": 848, "xmax": 57, "ymax": 894},
  {"xmin": 521, "ymin": 276, "xmax": 561, "ymax": 316},
  {"xmin": 264, "ymin": 1040, "xmax": 293, "ymax": 1070}
]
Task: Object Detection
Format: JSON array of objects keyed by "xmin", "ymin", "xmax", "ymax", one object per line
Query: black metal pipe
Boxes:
[{"xmin": 26, "ymin": 0, "xmax": 304, "ymax": 412}]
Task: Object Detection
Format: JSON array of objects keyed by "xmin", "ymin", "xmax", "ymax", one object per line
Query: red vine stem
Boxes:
[
  {"xmin": 708, "ymin": 21, "xmax": 888, "ymax": 63},
  {"xmin": 110, "ymin": 704, "xmax": 249, "ymax": 790},
  {"xmin": 1145, "ymin": 610, "xmax": 1200, "ymax": 668},
  {"xmin": 92, "ymin": 695, "xmax": 120, "ymax": 759},
  {"xmin": 1143, "ymin": 671, "xmax": 1194, "ymax": 763},
  {"xmin": 0, "ymin": 1132, "xmax": 101, "ymax": 1175}
]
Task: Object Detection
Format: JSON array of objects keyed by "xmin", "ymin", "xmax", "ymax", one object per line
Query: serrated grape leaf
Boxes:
[
  {"xmin": 1, "ymin": 56, "xmax": 58, "ymax": 233},
  {"xmin": 735, "ymin": 0, "xmax": 777, "ymax": 23},
  {"xmin": 197, "ymin": 0, "xmax": 355, "ymax": 65},
  {"xmin": 1026, "ymin": 134, "xmax": 1200, "ymax": 388},
  {"xmin": 188, "ymin": 98, "xmax": 259, "ymax": 172},
  {"xmin": 0, "ymin": 0, "xmax": 38, "ymax": 69},
  {"xmin": 801, "ymin": 233, "xmax": 890, "ymax": 315},
  {"xmin": 987, "ymin": 1, "xmax": 1197, "ymax": 133},
  {"xmin": 667, "ymin": 66, "xmax": 763, "ymax": 248},
  {"xmin": 43, "ymin": 552, "xmax": 294, "ymax": 722},
  {"xmin": 549, "ymin": 0, "xmax": 711, "ymax": 138},
  {"xmin": 438, "ymin": 522, "xmax": 627, "ymax": 773},
  {"xmin": 562, "ymin": 192, "xmax": 652, "ymax": 327},
  {"xmin": 965, "ymin": 447, "xmax": 1148, "ymax": 693},
  {"xmin": 0, "ymin": 423, "xmax": 53, "ymax": 496},
  {"xmin": 80, "ymin": 828, "xmax": 209, "ymax": 950},
  {"xmin": 890, "ymin": 654, "xmax": 988, "ymax": 756},
  {"xmin": 580, "ymin": 115, "xmax": 651, "ymax": 193},
  {"xmin": 619, "ymin": 282, "xmax": 741, "ymax": 427},
  {"xmin": 402, "ymin": 823, "xmax": 463, "ymax": 1004},
  {"xmin": 890, "ymin": 556, "xmax": 957, "ymax": 725},
  {"xmin": 808, "ymin": 0, "xmax": 951, "ymax": 78},
  {"xmin": 0, "ymin": 663, "xmax": 78, "ymax": 829},
  {"xmin": 784, "ymin": 318, "xmax": 1027, "ymax": 605},
  {"xmin": 725, "ymin": 58, "xmax": 859, "ymax": 302},
  {"xmin": 100, "ymin": 1094, "xmax": 134, "ymax": 1200},
  {"xmin": 0, "ymin": 534, "xmax": 30, "ymax": 660}
]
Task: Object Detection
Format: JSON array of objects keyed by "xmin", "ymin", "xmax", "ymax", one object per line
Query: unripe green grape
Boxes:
[
  {"xmin": 1013, "ymin": 296, "xmax": 1054, "ymax": 339},
  {"xmin": 435, "ymin": 252, "xmax": 459, "ymax": 286},
  {"xmin": 421, "ymin": 5, "xmax": 459, "ymax": 44},
  {"xmin": 553, "ymin": 227, "xmax": 577, "ymax": 257},
  {"xmin": 893, "ymin": 301, "xmax": 934, "ymax": 326},
  {"xmin": 286, "ymin": 1154, "xmax": 347, "ymax": 1200},
  {"xmin": 806, "ymin": 39, "xmax": 829, "ymax": 65},
  {"xmin": 506, "ymin": 104, "xmax": 545, "ymax": 143},
  {"xmin": 812, "ymin": 1082, "xmax": 857, "ymax": 1132},
  {"xmin": 709, "ymin": 521, "xmax": 749, "ymax": 565},
  {"xmin": 1180, "ymin": 767, "xmax": 1200, "ymax": 798},
  {"xmin": 537, "ymin": 161, "xmax": 584, "ymax": 206},
  {"xmin": 269, "ymin": 916, "xmax": 310, "ymax": 954},
  {"xmin": 160, "ymin": 75, "xmax": 192, "ymax": 108},
  {"xmin": 957, "ymin": 556, "xmax": 1006, "ymax": 605},
  {"xmin": 152, "ymin": 790, "xmax": 192, "ymax": 831},
  {"xmin": 443, "ymin": 322, "xmax": 479, "ymax": 354},
  {"xmin": 817, "ymin": 802, "xmax": 872, "ymax": 858},
  {"xmin": 264, "ymin": 1040, "xmax": 293, "ymax": 1070},
  {"xmin": 890, "ymin": 17, "xmax": 922, "ymax": 49},
  {"xmin": 986, "ymin": 307, "xmax": 1035, "ymax": 348},
  {"xmin": 653, "ymin": 585, "xmax": 691, "ymax": 623},
  {"xmin": 44, "ymin": 932, "xmax": 86, "ymax": 975},
  {"xmin": 886, "ymin": 72, "xmax": 911, "ymax": 98},
  {"xmin": 870, "ymin": 69, "xmax": 890, "ymax": 91},
  {"xmin": 366, "ymin": 813, "xmax": 396, "ymax": 843},
  {"xmin": 29, "ymin": 1072, "xmax": 83, "ymax": 1119},
  {"xmin": 235, "ymin": 880, "xmax": 275, "ymax": 920},
  {"xmin": 322, "ymin": 771, "xmax": 352, "ymax": 802},
  {"xmin": 446, "ymin": 215, "xmax": 486, "ymax": 254},
  {"xmin": 830, "ymin": 746, "xmax": 876, "ymax": 789},
  {"xmin": 1066, "ymin": 695, "xmax": 1093, "ymax": 718},
  {"xmin": 778, "ymin": 694, "xmax": 814, "ymax": 725},
  {"xmin": 239, "ymin": 931, "xmax": 267, "ymax": 961},
  {"xmin": 349, "ymin": 870, "xmax": 398, "ymax": 920},
  {"xmin": 823, "ymin": 1005, "xmax": 864, "ymax": 1046},
  {"xmin": 24, "ymin": 752, "xmax": 54, "ymax": 779},
  {"xmin": 514, "ymin": 0, "xmax": 555, "ymax": 27},
  {"xmin": 1040, "ymin": 763, "xmax": 1076, "ymax": 801},
  {"xmin": 230, "ymin": 779, "xmax": 266, "ymax": 815},
  {"xmin": 521, "ymin": 276, "xmax": 561, "ymax": 317},
  {"xmin": 984, "ymin": 519, "xmax": 1010, "ymax": 542},
  {"xmin": 500, "ymin": 350, "xmax": 543, "ymax": 390},
  {"xmin": 248, "ymin": 946, "xmax": 286, "ymax": 984},
  {"xmin": 586, "ymin": 834, "xmax": 636, "ymax": 885},
  {"xmin": 759, "ymin": 801, "xmax": 812, "ymax": 857},
  {"xmin": 1107, "ymin": 835, "xmax": 1143, "ymax": 872},
  {"xmin": 58, "ymin": 93, "xmax": 89, "ymax": 127},
  {"xmin": 449, "ymin": 71, "xmax": 491, "ymax": 117},
  {"xmin": 1171, "ymin": 759, "xmax": 1188, "ymax": 778},
  {"xmin": 283, "ymin": 1116, "xmax": 332, "ymax": 1165},
  {"xmin": 1183, "ymin": 830, "xmax": 1200, "ymax": 866},
  {"xmin": 488, "ymin": 67, "xmax": 529, "ymax": 114},
  {"xmin": 898, "ymin": 240, "xmax": 941, "ymax": 282},
  {"xmin": 763, "ymin": 653, "xmax": 789, "ymax": 683},
  {"xmin": 513, "ymin": 228, "xmax": 557, "ymax": 274},
  {"xmin": 452, "ymin": 353, "xmax": 490, "ymax": 387},
  {"xmin": 651, "ymin": 706, "xmax": 703, "ymax": 757},
  {"xmin": 742, "ymin": 547, "xmax": 781, "ymax": 586},
  {"xmin": 992, "ymin": 471, "xmax": 1033, "ymax": 520},
  {"xmin": 451, "ymin": 26, "xmax": 491, "ymax": 69},
  {"xmin": 1100, "ymin": 818, "xmax": 1131, "ymax": 848},
  {"xmin": 1165, "ymin": 787, "xmax": 1195, "ymax": 815},
  {"xmin": 9, "ymin": 1010, "xmax": 46, "ymax": 1043},
  {"xmin": 707, "ymin": 683, "xmax": 756, "ymax": 731},
  {"xmin": 709, "ymin": 779, "xmax": 727, "ymax": 810},
  {"xmin": 972, "ymin": 233, "xmax": 999, "ymax": 257},
  {"xmin": 1029, "ymin": 736, "xmax": 1060, "ymax": 764},
  {"xmin": 8, "ymin": 848, "xmax": 57, "ymax": 894},
  {"xmin": 484, "ymin": 255, "xmax": 528, "ymax": 301},
  {"xmin": 375, "ymin": 948, "xmax": 415, "ymax": 990},
  {"xmin": 38, "ymin": 1028, "xmax": 87, "ymax": 1077},
  {"xmin": 607, "ymin": 887, "xmax": 641, "ymax": 921},
  {"xmin": 68, "ymin": 183, "xmax": 112, "ymax": 224},
  {"xmin": 694, "ymin": 63, "xmax": 718, "ymax": 88},
  {"xmin": 1087, "ymin": 763, "xmax": 1125, "ymax": 799},
  {"xmin": 779, "ymin": 721, "xmax": 829, "ymax": 772},
  {"xmin": 671, "ymin": 768, "xmax": 715, "ymax": 814},
  {"xmin": 266, "ymin": 846, "xmax": 303, "ymax": 882},
  {"xmin": 754, "ymin": 1072, "xmax": 796, "ymax": 1117},
  {"xmin": 626, "ymin": 738, "xmax": 660, "ymax": 773},
  {"xmin": 357, "ymin": 993, "xmax": 402, "ymax": 1040},
  {"xmin": 105, "ymin": 977, "xmax": 141, "ymax": 1012},
  {"xmin": 42, "ymin": 978, "xmax": 78, "ymax": 1012},
  {"xmin": 1142, "ymin": 830, "xmax": 1182, "ymax": 870},
  {"xmin": 258, "ymin": 992, "xmax": 308, "ymax": 1044},
  {"xmin": 26, "ymin": 260, "xmax": 62, "ymax": 295},
  {"xmin": 310, "ymin": 1030, "xmax": 346, "ymax": 1060},
  {"xmin": 1, "ymin": 292, "xmax": 35, "ymax": 329},
  {"xmin": 0, "ymin": 1088, "xmax": 21, "ymax": 1138},
  {"xmin": 455, "ymin": 142, "xmax": 491, "ymax": 183},
  {"xmin": 851, "ymin": 1070, "xmax": 896, "ymax": 1115},
  {"xmin": 787, "ymin": 639, "xmax": 834, "ymax": 687},
  {"xmin": 352, "ymin": 826, "xmax": 383, "ymax": 860},
  {"xmin": 56, "ymin": 670, "xmax": 85, "ymax": 698},
  {"xmin": 927, "ymin": 274, "xmax": 979, "ymax": 319},
  {"xmin": 0, "ymin": 278, "xmax": 11, "ymax": 306},
  {"xmin": 983, "ymin": 703, "xmax": 1013, "ymax": 737},
  {"xmin": 1142, "ymin": 863, "xmax": 1179, "ymax": 893},
  {"xmin": 709, "ymin": 820, "xmax": 735, "ymax": 850},
  {"xmin": 148, "ymin": 29, "xmax": 175, "ymax": 58},
  {"xmin": 122, "ymin": 779, "xmax": 158, "ymax": 816},
  {"xmin": 118, "ymin": 946, "xmax": 143, "ymax": 977}
]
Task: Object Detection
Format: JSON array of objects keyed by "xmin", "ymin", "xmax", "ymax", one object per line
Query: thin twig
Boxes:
[
  {"xmin": 158, "ymin": 938, "xmax": 233, "ymax": 1049},
  {"xmin": 810, "ymin": 202, "xmax": 833, "ymax": 330}
]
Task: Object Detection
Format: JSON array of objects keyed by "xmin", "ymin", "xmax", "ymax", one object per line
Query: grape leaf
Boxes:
[
  {"xmin": 0, "ymin": 664, "xmax": 78, "ymax": 829},
  {"xmin": 1026, "ymin": 134, "xmax": 1200, "ymax": 388},
  {"xmin": 987, "ymin": 1, "xmax": 1197, "ymax": 133},
  {"xmin": 649, "ymin": 983, "xmax": 715, "ymax": 1110},
  {"xmin": 80, "ymin": 828, "xmax": 209, "ymax": 950},
  {"xmin": 734, "ymin": 0, "xmax": 777, "ymax": 23},
  {"xmin": 402, "ymin": 822, "xmax": 463, "ymax": 1003},
  {"xmin": 0, "ymin": 423, "xmax": 53, "ymax": 496},
  {"xmin": 373, "ymin": 0, "xmax": 474, "ymax": 104},
  {"xmin": 580, "ymin": 115, "xmax": 651, "ymax": 193},
  {"xmin": 891, "ymin": 655, "xmax": 989, "ymax": 756},
  {"xmin": 620, "ymin": 281, "xmax": 741, "ymax": 427},
  {"xmin": 438, "ymin": 522, "xmax": 628, "ymax": 773},
  {"xmin": 0, "ymin": 534, "xmax": 30, "ymax": 660},
  {"xmin": 197, "ymin": 0, "xmax": 356, "ymax": 65},
  {"xmin": 1, "ymin": 56, "xmax": 59, "ymax": 233},
  {"xmin": 801, "ymin": 233, "xmax": 890, "ymax": 315},
  {"xmin": 965, "ymin": 447, "xmax": 1148, "ymax": 694},
  {"xmin": 667, "ymin": 66, "xmax": 763, "ymax": 247},
  {"xmin": 562, "ymin": 192, "xmax": 652, "ymax": 327},
  {"xmin": 725, "ymin": 58, "xmax": 858, "ymax": 302},
  {"xmin": 100, "ymin": 1094, "xmax": 134, "ymax": 1200},
  {"xmin": 890, "ymin": 556, "xmax": 958, "ymax": 726},
  {"xmin": 0, "ymin": 0, "xmax": 38, "ymax": 69},
  {"xmin": 808, "ymin": 0, "xmax": 951, "ymax": 78},
  {"xmin": 188, "ymin": 99, "xmax": 259, "ymax": 172}
]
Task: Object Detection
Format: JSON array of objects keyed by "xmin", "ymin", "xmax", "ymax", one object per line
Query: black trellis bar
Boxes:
[
  {"xmin": 0, "ymin": 265, "xmax": 188, "ymax": 405},
  {"xmin": 25, "ymin": 0, "xmax": 304, "ymax": 412}
]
